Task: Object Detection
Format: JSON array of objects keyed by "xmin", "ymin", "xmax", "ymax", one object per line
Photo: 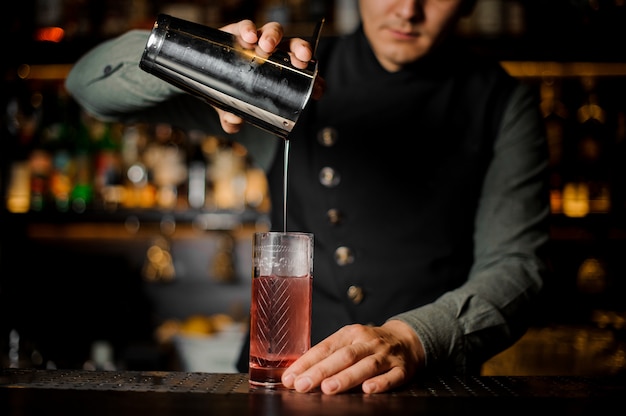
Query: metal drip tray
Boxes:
[
  {"xmin": 0, "ymin": 368, "xmax": 622, "ymax": 398},
  {"xmin": 0, "ymin": 369, "xmax": 250, "ymax": 394},
  {"xmin": 2, "ymin": 369, "xmax": 626, "ymax": 416}
]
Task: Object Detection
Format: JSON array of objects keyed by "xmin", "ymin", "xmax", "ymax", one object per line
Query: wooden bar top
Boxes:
[{"xmin": 1, "ymin": 368, "xmax": 625, "ymax": 415}]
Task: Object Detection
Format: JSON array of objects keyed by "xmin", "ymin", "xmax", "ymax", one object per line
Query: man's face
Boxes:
[{"xmin": 359, "ymin": 0, "xmax": 467, "ymax": 72}]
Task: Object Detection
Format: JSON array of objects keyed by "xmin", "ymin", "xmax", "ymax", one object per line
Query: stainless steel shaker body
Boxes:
[{"xmin": 140, "ymin": 14, "xmax": 319, "ymax": 139}]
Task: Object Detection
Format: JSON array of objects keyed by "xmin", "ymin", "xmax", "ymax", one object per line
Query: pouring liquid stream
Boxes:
[
  {"xmin": 280, "ymin": 18, "xmax": 323, "ymax": 233},
  {"xmin": 283, "ymin": 139, "xmax": 290, "ymax": 232}
]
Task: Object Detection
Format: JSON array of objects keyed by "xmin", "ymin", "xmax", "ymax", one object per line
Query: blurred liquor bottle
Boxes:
[
  {"xmin": 186, "ymin": 130, "xmax": 208, "ymax": 210},
  {"xmin": 572, "ymin": 76, "xmax": 610, "ymax": 216},
  {"xmin": 32, "ymin": 83, "xmax": 78, "ymax": 213},
  {"xmin": 539, "ymin": 75, "xmax": 570, "ymax": 214},
  {"xmin": 91, "ymin": 117, "xmax": 123, "ymax": 210},
  {"xmin": 611, "ymin": 109, "xmax": 626, "ymax": 215}
]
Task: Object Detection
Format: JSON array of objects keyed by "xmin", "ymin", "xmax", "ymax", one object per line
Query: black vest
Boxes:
[{"xmin": 266, "ymin": 27, "xmax": 517, "ymax": 344}]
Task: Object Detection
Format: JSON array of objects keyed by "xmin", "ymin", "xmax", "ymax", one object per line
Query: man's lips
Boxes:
[{"xmin": 386, "ymin": 27, "xmax": 419, "ymax": 40}]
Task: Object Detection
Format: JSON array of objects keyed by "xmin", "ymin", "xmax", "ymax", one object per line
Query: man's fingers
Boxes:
[
  {"xmin": 220, "ymin": 20, "xmax": 259, "ymax": 49},
  {"xmin": 312, "ymin": 76, "xmax": 326, "ymax": 100},
  {"xmin": 283, "ymin": 330, "xmax": 372, "ymax": 393},
  {"xmin": 316, "ymin": 346, "xmax": 385, "ymax": 394},
  {"xmin": 214, "ymin": 107, "xmax": 244, "ymax": 133},
  {"xmin": 361, "ymin": 366, "xmax": 408, "ymax": 394},
  {"xmin": 221, "ymin": 20, "xmax": 317, "ymax": 73},
  {"xmin": 282, "ymin": 323, "xmax": 421, "ymax": 395},
  {"xmin": 256, "ymin": 22, "xmax": 284, "ymax": 54},
  {"xmin": 287, "ymin": 38, "xmax": 313, "ymax": 68},
  {"xmin": 236, "ymin": 19, "xmax": 259, "ymax": 44}
]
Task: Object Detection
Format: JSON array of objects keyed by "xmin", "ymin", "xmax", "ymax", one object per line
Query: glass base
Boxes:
[
  {"xmin": 249, "ymin": 366, "xmax": 287, "ymax": 388},
  {"xmin": 248, "ymin": 380, "xmax": 288, "ymax": 389}
]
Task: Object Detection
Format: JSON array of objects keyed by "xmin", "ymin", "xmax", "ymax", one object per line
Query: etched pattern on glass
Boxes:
[{"xmin": 256, "ymin": 277, "xmax": 291, "ymax": 363}]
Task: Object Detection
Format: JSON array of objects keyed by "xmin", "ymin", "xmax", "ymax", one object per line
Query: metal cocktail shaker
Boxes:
[{"xmin": 140, "ymin": 14, "xmax": 321, "ymax": 139}]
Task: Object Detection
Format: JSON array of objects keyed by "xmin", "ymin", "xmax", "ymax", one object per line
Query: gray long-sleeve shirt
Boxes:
[{"xmin": 66, "ymin": 28, "xmax": 550, "ymax": 374}]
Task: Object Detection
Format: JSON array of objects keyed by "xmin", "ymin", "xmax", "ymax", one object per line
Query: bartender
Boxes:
[{"xmin": 65, "ymin": 0, "xmax": 549, "ymax": 395}]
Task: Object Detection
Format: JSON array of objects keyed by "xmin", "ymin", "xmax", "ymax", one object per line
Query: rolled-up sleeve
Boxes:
[
  {"xmin": 391, "ymin": 83, "xmax": 550, "ymax": 373},
  {"xmin": 65, "ymin": 30, "xmax": 279, "ymax": 171},
  {"xmin": 65, "ymin": 30, "xmax": 183, "ymax": 122}
]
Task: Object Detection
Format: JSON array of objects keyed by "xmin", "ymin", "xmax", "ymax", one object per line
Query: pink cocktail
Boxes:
[{"xmin": 249, "ymin": 232, "xmax": 314, "ymax": 387}]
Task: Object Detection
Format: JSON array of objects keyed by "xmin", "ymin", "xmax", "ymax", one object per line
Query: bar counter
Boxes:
[{"xmin": 2, "ymin": 368, "xmax": 625, "ymax": 415}]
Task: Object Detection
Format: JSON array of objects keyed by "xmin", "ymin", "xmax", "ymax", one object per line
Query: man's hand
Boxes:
[
  {"xmin": 214, "ymin": 20, "xmax": 322, "ymax": 134},
  {"xmin": 281, "ymin": 320, "xmax": 426, "ymax": 395}
]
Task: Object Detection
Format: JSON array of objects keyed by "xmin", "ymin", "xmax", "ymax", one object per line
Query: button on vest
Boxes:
[
  {"xmin": 317, "ymin": 127, "xmax": 338, "ymax": 147},
  {"xmin": 347, "ymin": 285, "xmax": 364, "ymax": 305},
  {"xmin": 326, "ymin": 208, "xmax": 343, "ymax": 225},
  {"xmin": 334, "ymin": 246, "xmax": 354, "ymax": 266},
  {"xmin": 319, "ymin": 167, "xmax": 340, "ymax": 187}
]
